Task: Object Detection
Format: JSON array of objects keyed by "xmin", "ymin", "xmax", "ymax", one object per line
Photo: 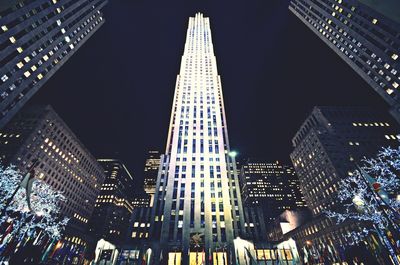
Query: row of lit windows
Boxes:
[
  {"xmin": 0, "ymin": 132, "xmax": 20, "ymax": 138},
  {"xmin": 352, "ymin": 122, "xmax": 389, "ymax": 127},
  {"xmin": 73, "ymin": 213, "xmax": 88, "ymax": 223},
  {"xmin": 131, "ymin": 232, "xmax": 148, "ymax": 238}
]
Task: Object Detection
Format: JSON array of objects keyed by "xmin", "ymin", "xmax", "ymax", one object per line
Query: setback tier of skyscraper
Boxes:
[
  {"xmin": 0, "ymin": 0, "xmax": 107, "ymax": 128},
  {"xmin": 289, "ymin": 0, "xmax": 400, "ymax": 122}
]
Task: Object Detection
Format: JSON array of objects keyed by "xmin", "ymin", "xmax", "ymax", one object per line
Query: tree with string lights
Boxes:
[
  {"xmin": 0, "ymin": 163, "xmax": 69, "ymax": 263},
  {"xmin": 325, "ymin": 145, "xmax": 400, "ymax": 265}
]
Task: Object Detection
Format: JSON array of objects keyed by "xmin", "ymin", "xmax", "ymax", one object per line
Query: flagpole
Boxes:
[
  {"xmin": 357, "ymin": 165, "xmax": 400, "ymax": 221},
  {"xmin": 356, "ymin": 165, "xmax": 400, "ymax": 265}
]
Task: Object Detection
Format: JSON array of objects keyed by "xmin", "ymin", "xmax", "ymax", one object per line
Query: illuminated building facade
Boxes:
[
  {"xmin": 289, "ymin": 0, "xmax": 400, "ymax": 122},
  {"xmin": 143, "ymin": 12, "xmax": 245, "ymax": 264},
  {"xmin": 143, "ymin": 150, "xmax": 160, "ymax": 206},
  {"xmin": 0, "ymin": 0, "xmax": 107, "ymax": 128},
  {"xmin": 288, "ymin": 106, "xmax": 399, "ymax": 263},
  {"xmin": 0, "ymin": 105, "xmax": 105, "ymax": 246},
  {"xmin": 89, "ymin": 159, "xmax": 134, "ymax": 245}
]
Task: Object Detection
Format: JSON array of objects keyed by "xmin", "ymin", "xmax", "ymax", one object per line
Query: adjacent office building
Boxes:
[
  {"xmin": 143, "ymin": 150, "xmax": 160, "ymax": 207},
  {"xmin": 239, "ymin": 160, "xmax": 307, "ymax": 242},
  {"xmin": 289, "ymin": 0, "xmax": 400, "ymax": 122},
  {"xmin": 0, "ymin": 0, "xmax": 107, "ymax": 128},
  {"xmin": 131, "ymin": 192, "xmax": 151, "ymax": 208},
  {"xmin": 0, "ymin": 105, "xmax": 105, "ymax": 247},
  {"xmin": 291, "ymin": 106, "xmax": 399, "ymax": 215},
  {"xmin": 288, "ymin": 106, "xmax": 399, "ymax": 263},
  {"xmin": 134, "ymin": 13, "xmax": 246, "ymax": 264},
  {"xmin": 241, "ymin": 160, "xmax": 306, "ymax": 222},
  {"xmin": 89, "ymin": 159, "xmax": 134, "ymax": 246}
]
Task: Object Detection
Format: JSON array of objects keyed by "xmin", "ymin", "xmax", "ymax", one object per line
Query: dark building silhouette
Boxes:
[
  {"xmin": 241, "ymin": 160, "xmax": 306, "ymax": 220},
  {"xmin": 289, "ymin": 0, "xmax": 400, "ymax": 122},
  {"xmin": 131, "ymin": 192, "xmax": 151, "ymax": 208},
  {"xmin": 88, "ymin": 159, "xmax": 135, "ymax": 246},
  {"xmin": 239, "ymin": 160, "xmax": 307, "ymax": 242},
  {"xmin": 0, "ymin": 0, "xmax": 107, "ymax": 128},
  {"xmin": 143, "ymin": 150, "xmax": 160, "ymax": 207}
]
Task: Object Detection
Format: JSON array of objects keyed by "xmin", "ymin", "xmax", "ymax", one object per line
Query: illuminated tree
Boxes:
[
  {"xmin": 0, "ymin": 163, "xmax": 69, "ymax": 241},
  {"xmin": 325, "ymin": 145, "xmax": 400, "ymax": 264}
]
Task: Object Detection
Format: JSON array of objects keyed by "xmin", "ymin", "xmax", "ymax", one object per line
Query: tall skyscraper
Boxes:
[
  {"xmin": 89, "ymin": 159, "xmax": 134, "ymax": 246},
  {"xmin": 0, "ymin": 0, "xmax": 107, "ymax": 128},
  {"xmin": 147, "ymin": 13, "xmax": 245, "ymax": 264},
  {"xmin": 289, "ymin": 0, "xmax": 400, "ymax": 122},
  {"xmin": 287, "ymin": 106, "xmax": 399, "ymax": 263},
  {"xmin": 143, "ymin": 150, "xmax": 160, "ymax": 206},
  {"xmin": 0, "ymin": 105, "xmax": 105, "ymax": 251}
]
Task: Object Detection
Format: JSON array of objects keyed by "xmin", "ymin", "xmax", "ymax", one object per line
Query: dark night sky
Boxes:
[{"xmin": 30, "ymin": 0, "xmax": 386, "ymax": 188}]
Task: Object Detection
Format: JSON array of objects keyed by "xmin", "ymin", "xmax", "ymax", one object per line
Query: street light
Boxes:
[{"xmin": 228, "ymin": 151, "xmax": 238, "ymax": 158}]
